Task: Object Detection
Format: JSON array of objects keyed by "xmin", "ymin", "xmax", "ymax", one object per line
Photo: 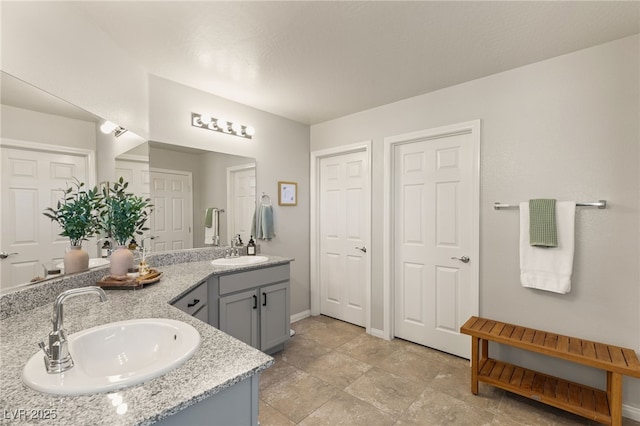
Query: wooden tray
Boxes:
[{"xmin": 97, "ymin": 269, "xmax": 163, "ymax": 290}]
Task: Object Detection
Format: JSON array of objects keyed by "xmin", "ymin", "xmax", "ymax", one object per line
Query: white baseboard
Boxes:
[
  {"xmin": 624, "ymin": 403, "xmax": 640, "ymax": 422},
  {"xmin": 368, "ymin": 327, "xmax": 386, "ymax": 339},
  {"xmin": 290, "ymin": 310, "xmax": 311, "ymax": 323}
]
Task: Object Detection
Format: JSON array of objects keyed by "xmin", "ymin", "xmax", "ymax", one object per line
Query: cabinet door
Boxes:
[
  {"xmin": 219, "ymin": 289, "xmax": 259, "ymax": 348},
  {"xmin": 260, "ymin": 282, "xmax": 290, "ymax": 351}
]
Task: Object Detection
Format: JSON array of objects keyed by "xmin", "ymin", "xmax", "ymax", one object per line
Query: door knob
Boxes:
[
  {"xmin": 451, "ymin": 256, "xmax": 470, "ymax": 263},
  {"xmin": 0, "ymin": 252, "xmax": 18, "ymax": 260},
  {"xmin": 355, "ymin": 246, "xmax": 367, "ymax": 253}
]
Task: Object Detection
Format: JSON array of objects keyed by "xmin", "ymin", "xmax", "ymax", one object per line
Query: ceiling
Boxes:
[{"xmin": 9, "ymin": 2, "xmax": 640, "ymax": 125}]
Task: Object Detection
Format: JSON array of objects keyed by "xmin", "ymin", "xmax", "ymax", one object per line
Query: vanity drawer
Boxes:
[
  {"xmin": 219, "ymin": 264, "xmax": 289, "ymax": 295},
  {"xmin": 173, "ymin": 281, "xmax": 208, "ymax": 316}
]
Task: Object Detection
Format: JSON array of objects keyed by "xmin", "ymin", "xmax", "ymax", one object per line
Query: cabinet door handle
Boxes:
[
  {"xmin": 262, "ymin": 292, "xmax": 267, "ymax": 306},
  {"xmin": 187, "ymin": 299, "xmax": 200, "ymax": 308},
  {"xmin": 252, "ymin": 295, "xmax": 257, "ymax": 309}
]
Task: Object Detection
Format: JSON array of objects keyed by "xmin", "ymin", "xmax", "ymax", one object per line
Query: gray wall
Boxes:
[
  {"xmin": 148, "ymin": 76, "xmax": 311, "ymax": 317},
  {"xmin": 311, "ymin": 35, "xmax": 640, "ymax": 409}
]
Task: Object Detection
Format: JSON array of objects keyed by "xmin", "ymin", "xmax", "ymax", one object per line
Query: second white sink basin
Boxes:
[
  {"xmin": 211, "ymin": 255, "xmax": 269, "ymax": 266},
  {"xmin": 22, "ymin": 318, "xmax": 200, "ymax": 396}
]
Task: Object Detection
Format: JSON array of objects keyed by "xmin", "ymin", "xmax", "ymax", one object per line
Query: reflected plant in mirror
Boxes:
[
  {"xmin": 42, "ymin": 179, "xmax": 102, "ymax": 274},
  {"xmin": 99, "ymin": 177, "xmax": 154, "ymax": 276},
  {"xmin": 99, "ymin": 177, "xmax": 154, "ymax": 246}
]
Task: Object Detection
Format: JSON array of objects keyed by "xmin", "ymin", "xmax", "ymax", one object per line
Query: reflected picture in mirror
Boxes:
[{"xmin": 0, "ymin": 72, "xmax": 256, "ymax": 293}]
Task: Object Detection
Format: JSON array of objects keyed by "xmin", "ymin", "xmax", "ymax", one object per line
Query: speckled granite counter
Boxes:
[{"xmin": 0, "ymin": 254, "xmax": 293, "ymax": 425}]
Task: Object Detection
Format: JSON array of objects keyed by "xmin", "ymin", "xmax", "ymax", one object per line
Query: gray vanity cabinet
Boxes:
[
  {"xmin": 171, "ymin": 279, "xmax": 208, "ymax": 322},
  {"xmin": 214, "ymin": 264, "xmax": 290, "ymax": 354}
]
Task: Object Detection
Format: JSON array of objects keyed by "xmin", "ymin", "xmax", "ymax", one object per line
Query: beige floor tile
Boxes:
[
  {"xmin": 496, "ymin": 392, "xmax": 592, "ymax": 425},
  {"xmin": 261, "ymin": 368, "xmax": 339, "ymax": 423},
  {"xmin": 303, "ymin": 321, "xmax": 362, "ymax": 349},
  {"xmin": 396, "ymin": 387, "xmax": 495, "ymax": 425},
  {"xmin": 373, "ymin": 346, "xmax": 451, "ymax": 383},
  {"xmin": 260, "ymin": 359, "xmax": 301, "ymax": 391},
  {"xmin": 302, "ymin": 351, "xmax": 372, "ymax": 389},
  {"xmin": 344, "ymin": 367, "xmax": 426, "ymax": 419},
  {"xmin": 299, "ymin": 391, "xmax": 396, "ymax": 426},
  {"xmin": 428, "ymin": 366, "xmax": 504, "ymax": 412},
  {"xmin": 292, "ymin": 317, "xmax": 327, "ymax": 335},
  {"xmin": 279, "ymin": 334, "xmax": 333, "ymax": 370},
  {"xmin": 337, "ymin": 333, "xmax": 404, "ymax": 364},
  {"xmin": 259, "ymin": 400, "xmax": 296, "ymax": 426},
  {"xmin": 308, "ymin": 315, "xmax": 337, "ymax": 325}
]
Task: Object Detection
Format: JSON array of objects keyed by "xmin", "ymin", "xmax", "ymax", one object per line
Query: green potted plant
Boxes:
[
  {"xmin": 99, "ymin": 177, "xmax": 153, "ymax": 276},
  {"xmin": 43, "ymin": 179, "xmax": 102, "ymax": 274}
]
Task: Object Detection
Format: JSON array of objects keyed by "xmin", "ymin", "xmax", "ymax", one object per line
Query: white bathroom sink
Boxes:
[
  {"xmin": 56, "ymin": 257, "xmax": 110, "ymax": 271},
  {"xmin": 22, "ymin": 318, "xmax": 200, "ymax": 396},
  {"xmin": 211, "ymin": 255, "xmax": 269, "ymax": 266}
]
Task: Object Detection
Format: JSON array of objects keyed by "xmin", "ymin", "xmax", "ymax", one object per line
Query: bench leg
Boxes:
[
  {"xmin": 607, "ymin": 371, "xmax": 623, "ymax": 426},
  {"xmin": 471, "ymin": 337, "xmax": 479, "ymax": 395}
]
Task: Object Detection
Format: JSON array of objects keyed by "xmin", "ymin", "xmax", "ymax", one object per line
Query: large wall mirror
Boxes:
[{"xmin": 0, "ymin": 72, "xmax": 256, "ymax": 292}]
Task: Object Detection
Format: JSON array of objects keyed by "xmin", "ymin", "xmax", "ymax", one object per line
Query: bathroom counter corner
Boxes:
[{"xmin": 0, "ymin": 254, "xmax": 293, "ymax": 426}]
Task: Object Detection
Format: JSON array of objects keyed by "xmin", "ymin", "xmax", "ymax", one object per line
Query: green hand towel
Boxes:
[
  {"xmin": 204, "ymin": 208, "xmax": 213, "ymax": 228},
  {"xmin": 529, "ymin": 199, "xmax": 557, "ymax": 247}
]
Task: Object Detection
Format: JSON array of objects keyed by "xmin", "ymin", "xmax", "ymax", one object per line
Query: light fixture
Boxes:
[
  {"xmin": 100, "ymin": 120, "xmax": 128, "ymax": 138},
  {"xmin": 191, "ymin": 112, "xmax": 254, "ymax": 139}
]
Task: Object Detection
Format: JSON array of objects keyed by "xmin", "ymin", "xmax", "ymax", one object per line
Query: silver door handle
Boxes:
[
  {"xmin": 451, "ymin": 256, "xmax": 470, "ymax": 263},
  {"xmin": 355, "ymin": 246, "xmax": 367, "ymax": 253},
  {"xmin": 0, "ymin": 252, "xmax": 18, "ymax": 259}
]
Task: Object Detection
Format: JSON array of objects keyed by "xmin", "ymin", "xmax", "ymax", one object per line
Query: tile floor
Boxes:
[{"xmin": 258, "ymin": 315, "xmax": 640, "ymax": 426}]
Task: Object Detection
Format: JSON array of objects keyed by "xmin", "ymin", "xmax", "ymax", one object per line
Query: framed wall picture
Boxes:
[{"xmin": 278, "ymin": 181, "xmax": 297, "ymax": 206}]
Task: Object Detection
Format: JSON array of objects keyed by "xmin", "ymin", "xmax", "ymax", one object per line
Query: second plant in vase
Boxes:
[
  {"xmin": 43, "ymin": 179, "xmax": 102, "ymax": 274},
  {"xmin": 100, "ymin": 177, "xmax": 153, "ymax": 276}
]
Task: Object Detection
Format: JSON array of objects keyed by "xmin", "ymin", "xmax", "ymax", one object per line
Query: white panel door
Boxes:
[
  {"xmin": 228, "ymin": 165, "xmax": 256, "ymax": 244},
  {"xmin": 1, "ymin": 147, "xmax": 88, "ymax": 291},
  {"xmin": 116, "ymin": 159, "xmax": 151, "ymax": 244},
  {"xmin": 319, "ymin": 150, "xmax": 369, "ymax": 326},
  {"xmin": 115, "ymin": 159, "xmax": 150, "ymax": 200},
  {"xmin": 149, "ymin": 170, "xmax": 192, "ymax": 252},
  {"xmin": 393, "ymin": 131, "xmax": 476, "ymax": 358}
]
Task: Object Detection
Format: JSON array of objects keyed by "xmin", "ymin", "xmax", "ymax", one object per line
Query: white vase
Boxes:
[
  {"xmin": 110, "ymin": 245, "xmax": 134, "ymax": 277},
  {"xmin": 64, "ymin": 245, "xmax": 89, "ymax": 274}
]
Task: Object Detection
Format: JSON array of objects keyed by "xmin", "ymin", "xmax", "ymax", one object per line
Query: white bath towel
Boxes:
[
  {"xmin": 520, "ymin": 201, "xmax": 576, "ymax": 294},
  {"xmin": 204, "ymin": 226, "xmax": 216, "ymax": 245}
]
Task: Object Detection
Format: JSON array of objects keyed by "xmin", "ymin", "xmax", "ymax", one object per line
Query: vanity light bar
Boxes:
[{"xmin": 191, "ymin": 112, "xmax": 254, "ymax": 139}]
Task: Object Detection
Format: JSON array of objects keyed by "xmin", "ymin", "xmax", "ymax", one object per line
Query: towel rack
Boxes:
[
  {"xmin": 493, "ymin": 200, "xmax": 607, "ymax": 210},
  {"xmin": 260, "ymin": 193, "xmax": 272, "ymax": 206}
]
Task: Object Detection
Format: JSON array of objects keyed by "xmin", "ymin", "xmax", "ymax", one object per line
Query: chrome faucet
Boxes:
[{"xmin": 39, "ymin": 286, "xmax": 107, "ymax": 374}]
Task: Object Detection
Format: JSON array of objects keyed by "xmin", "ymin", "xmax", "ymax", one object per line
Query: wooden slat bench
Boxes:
[{"xmin": 460, "ymin": 316, "xmax": 640, "ymax": 426}]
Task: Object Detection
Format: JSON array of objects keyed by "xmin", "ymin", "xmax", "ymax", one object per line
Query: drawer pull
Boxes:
[
  {"xmin": 262, "ymin": 292, "xmax": 267, "ymax": 306},
  {"xmin": 187, "ymin": 299, "xmax": 200, "ymax": 308},
  {"xmin": 252, "ymin": 295, "xmax": 257, "ymax": 309}
]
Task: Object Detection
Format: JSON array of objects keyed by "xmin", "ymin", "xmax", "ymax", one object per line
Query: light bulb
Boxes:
[
  {"xmin": 216, "ymin": 118, "xmax": 228, "ymax": 132},
  {"xmin": 100, "ymin": 121, "xmax": 118, "ymax": 134},
  {"xmin": 231, "ymin": 122, "xmax": 243, "ymax": 134},
  {"xmin": 245, "ymin": 126, "xmax": 255, "ymax": 137},
  {"xmin": 199, "ymin": 114, "xmax": 212, "ymax": 125}
]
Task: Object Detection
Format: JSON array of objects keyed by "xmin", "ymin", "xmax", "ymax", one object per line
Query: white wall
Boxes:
[
  {"xmin": 311, "ymin": 35, "xmax": 640, "ymax": 411},
  {"xmin": 148, "ymin": 76, "xmax": 311, "ymax": 316},
  {"xmin": 1, "ymin": 2, "xmax": 149, "ymax": 139},
  {"xmin": 1, "ymin": 105, "xmax": 96, "ymax": 150}
]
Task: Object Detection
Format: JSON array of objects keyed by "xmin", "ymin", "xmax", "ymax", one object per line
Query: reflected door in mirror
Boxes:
[
  {"xmin": 1, "ymin": 146, "xmax": 91, "ymax": 291},
  {"xmin": 149, "ymin": 170, "xmax": 193, "ymax": 252}
]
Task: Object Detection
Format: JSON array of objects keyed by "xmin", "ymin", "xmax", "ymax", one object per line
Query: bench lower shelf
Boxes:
[{"xmin": 478, "ymin": 358, "xmax": 611, "ymax": 425}]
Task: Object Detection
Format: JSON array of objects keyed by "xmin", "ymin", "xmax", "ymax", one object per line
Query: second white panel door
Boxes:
[{"xmin": 393, "ymin": 130, "xmax": 477, "ymax": 359}]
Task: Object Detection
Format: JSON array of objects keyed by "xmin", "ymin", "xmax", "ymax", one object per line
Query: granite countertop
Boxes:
[{"xmin": 0, "ymin": 255, "xmax": 292, "ymax": 425}]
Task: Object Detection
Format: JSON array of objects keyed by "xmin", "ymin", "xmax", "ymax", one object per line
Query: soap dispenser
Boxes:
[{"xmin": 247, "ymin": 236, "xmax": 256, "ymax": 256}]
